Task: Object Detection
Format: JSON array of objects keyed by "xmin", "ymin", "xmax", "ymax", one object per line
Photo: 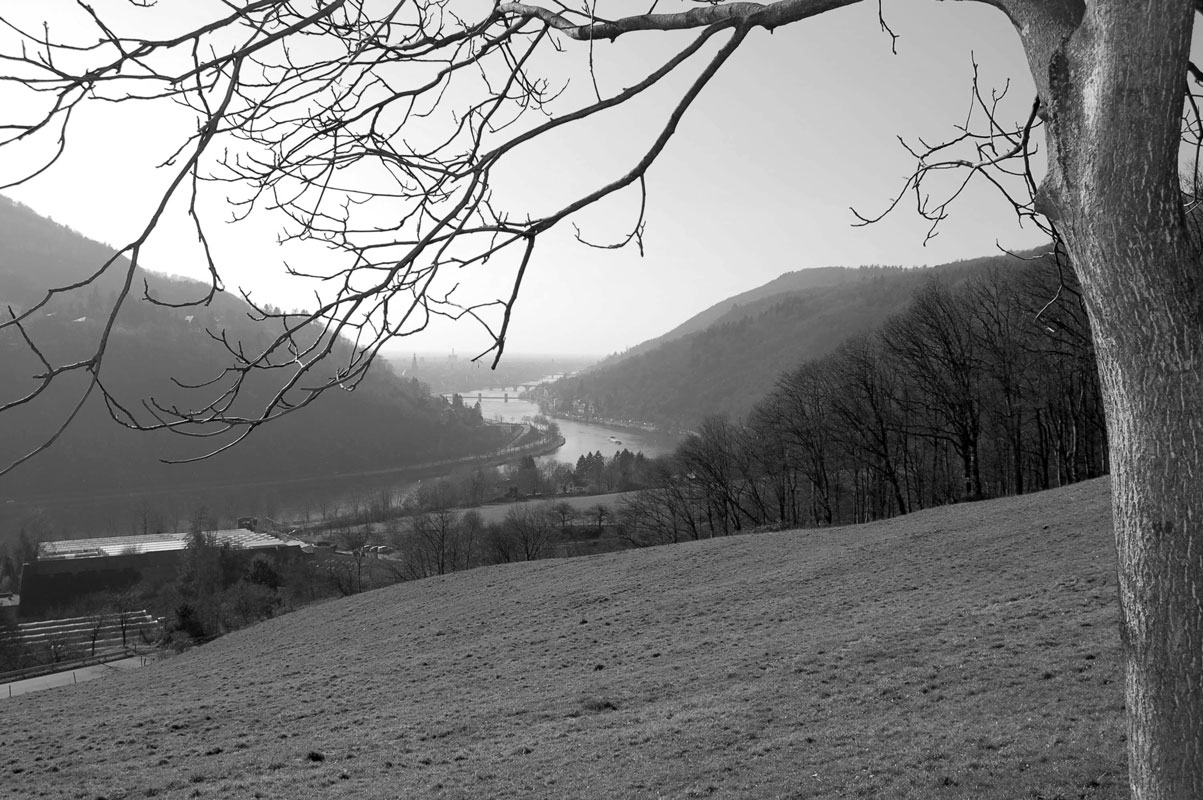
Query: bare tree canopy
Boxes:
[
  {"xmin": 1, "ymin": 1, "xmax": 1203, "ymax": 796},
  {"xmin": 0, "ymin": 0, "xmax": 1050, "ymax": 468}
]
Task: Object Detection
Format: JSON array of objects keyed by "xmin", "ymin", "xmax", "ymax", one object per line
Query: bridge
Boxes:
[
  {"xmin": 481, "ymin": 385, "xmax": 539, "ymax": 393},
  {"xmin": 442, "ymin": 391, "xmax": 524, "ymax": 402},
  {"xmin": 442, "ymin": 385, "xmax": 546, "ymax": 401},
  {"xmin": 441, "ymin": 376, "xmax": 571, "ymax": 403}
]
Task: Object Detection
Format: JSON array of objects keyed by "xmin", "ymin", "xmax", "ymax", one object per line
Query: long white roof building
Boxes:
[{"xmin": 37, "ymin": 529, "xmax": 300, "ymax": 560}]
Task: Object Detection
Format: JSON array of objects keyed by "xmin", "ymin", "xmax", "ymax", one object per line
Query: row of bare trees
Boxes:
[
  {"xmin": 386, "ymin": 492, "xmax": 613, "ymax": 581},
  {"xmin": 315, "ymin": 473, "xmax": 617, "ymax": 585},
  {"xmin": 619, "ymin": 259, "xmax": 1107, "ymax": 543}
]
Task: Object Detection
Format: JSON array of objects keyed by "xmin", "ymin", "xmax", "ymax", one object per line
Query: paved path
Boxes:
[{"xmin": 1, "ymin": 654, "xmax": 154, "ymax": 699}]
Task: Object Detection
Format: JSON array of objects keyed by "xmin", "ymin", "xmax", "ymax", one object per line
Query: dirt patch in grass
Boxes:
[{"xmin": 0, "ymin": 478, "xmax": 1125, "ymax": 799}]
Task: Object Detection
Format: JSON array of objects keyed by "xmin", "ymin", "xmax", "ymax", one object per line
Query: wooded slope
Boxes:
[
  {"xmin": 0, "ymin": 197, "xmax": 503, "ymax": 521},
  {"xmin": 550, "ymin": 254, "xmax": 1032, "ymax": 428}
]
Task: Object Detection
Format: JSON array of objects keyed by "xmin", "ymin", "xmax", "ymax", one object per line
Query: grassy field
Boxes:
[
  {"xmin": 0, "ymin": 478, "xmax": 1126, "ymax": 799},
  {"xmin": 460, "ymin": 491, "xmax": 638, "ymax": 526}
]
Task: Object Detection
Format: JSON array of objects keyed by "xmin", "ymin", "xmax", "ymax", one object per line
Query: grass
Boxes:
[{"xmin": 0, "ymin": 478, "xmax": 1125, "ymax": 799}]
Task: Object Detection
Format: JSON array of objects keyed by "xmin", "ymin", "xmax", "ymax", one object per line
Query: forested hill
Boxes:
[
  {"xmin": 545, "ymin": 253, "xmax": 1045, "ymax": 429},
  {"xmin": 0, "ymin": 196, "xmax": 504, "ymax": 505},
  {"xmin": 594, "ymin": 266, "xmax": 865, "ymax": 366}
]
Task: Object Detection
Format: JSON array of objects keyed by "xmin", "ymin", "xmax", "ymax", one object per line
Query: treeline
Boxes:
[
  {"xmin": 615, "ymin": 257, "xmax": 1107, "ymax": 543},
  {"xmin": 372, "ymin": 472, "xmax": 635, "ymax": 581},
  {"xmin": 311, "ymin": 448, "xmax": 660, "ymax": 582},
  {"xmin": 541, "ymin": 259, "xmax": 1024, "ymax": 428}
]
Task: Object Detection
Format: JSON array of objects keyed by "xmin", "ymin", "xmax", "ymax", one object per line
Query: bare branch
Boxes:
[
  {"xmin": 852, "ymin": 59, "xmax": 1051, "ymax": 249},
  {"xmin": 499, "ymin": 0, "xmax": 861, "ymax": 39}
]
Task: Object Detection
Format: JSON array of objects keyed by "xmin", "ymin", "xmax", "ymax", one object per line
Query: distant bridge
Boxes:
[
  {"xmin": 441, "ymin": 377, "xmax": 568, "ymax": 402},
  {"xmin": 442, "ymin": 392, "xmax": 525, "ymax": 402}
]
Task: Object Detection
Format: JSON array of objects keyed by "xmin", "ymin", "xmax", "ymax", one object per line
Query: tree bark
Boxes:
[{"xmin": 1020, "ymin": 1, "xmax": 1203, "ymax": 794}]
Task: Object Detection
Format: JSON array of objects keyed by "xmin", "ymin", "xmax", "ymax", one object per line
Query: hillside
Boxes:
[
  {"xmin": 0, "ymin": 196, "xmax": 507, "ymax": 536},
  {"xmin": 0, "ymin": 478, "xmax": 1126, "ymax": 799},
  {"xmin": 599, "ymin": 266, "xmax": 867, "ymax": 364},
  {"xmin": 548, "ymin": 253, "xmax": 1044, "ymax": 428}
]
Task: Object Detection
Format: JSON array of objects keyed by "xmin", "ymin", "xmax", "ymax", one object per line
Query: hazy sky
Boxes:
[{"xmin": 2, "ymin": 1, "xmax": 1053, "ymax": 359}]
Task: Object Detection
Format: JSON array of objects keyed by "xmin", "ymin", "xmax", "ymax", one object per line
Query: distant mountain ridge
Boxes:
[
  {"xmin": 547, "ymin": 251, "xmax": 1049, "ymax": 428},
  {"xmin": 599, "ymin": 266, "xmax": 868, "ymax": 366}
]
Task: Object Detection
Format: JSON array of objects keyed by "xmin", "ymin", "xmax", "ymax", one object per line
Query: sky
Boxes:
[{"xmin": 0, "ymin": 1, "xmax": 1052, "ymax": 360}]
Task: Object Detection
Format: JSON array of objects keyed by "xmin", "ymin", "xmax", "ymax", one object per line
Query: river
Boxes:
[{"xmin": 468, "ymin": 392, "xmax": 680, "ymax": 465}]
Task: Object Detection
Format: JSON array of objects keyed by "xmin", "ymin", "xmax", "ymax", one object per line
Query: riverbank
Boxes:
[
  {"xmin": 3, "ymin": 420, "xmax": 564, "ymax": 540},
  {"xmin": 280, "ymin": 421, "xmax": 563, "ymax": 534},
  {"xmin": 311, "ymin": 421, "xmax": 563, "ymax": 483},
  {"xmin": 472, "ymin": 393, "xmax": 680, "ymax": 464}
]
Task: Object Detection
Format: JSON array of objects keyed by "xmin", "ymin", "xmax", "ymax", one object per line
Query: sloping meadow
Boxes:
[{"xmin": 2, "ymin": 478, "xmax": 1124, "ymax": 799}]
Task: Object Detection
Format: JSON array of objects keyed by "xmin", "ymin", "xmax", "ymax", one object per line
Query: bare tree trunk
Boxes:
[
  {"xmin": 1025, "ymin": 2, "xmax": 1203, "ymax": 793},
  {"xmin": 1067, "ymin": 233, "xmax": 1203, "ymax": 798},
  {"xmin": 1102, "ymin": 328, "xmax": 1203, "ymax": 798}
]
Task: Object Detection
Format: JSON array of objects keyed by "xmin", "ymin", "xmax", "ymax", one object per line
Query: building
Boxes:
[
  {"xmin": 0, "ymin": 592, "xmax": 18, "ymax": 627},
  {"xmin": 17, "ymin": 529, "xmax": 306, "ymax": 621}
]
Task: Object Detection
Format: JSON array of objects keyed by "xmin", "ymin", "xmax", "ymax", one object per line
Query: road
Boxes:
[{"xmin": 1, "ymin": 654, "xmax": 155, "ymax": 700}]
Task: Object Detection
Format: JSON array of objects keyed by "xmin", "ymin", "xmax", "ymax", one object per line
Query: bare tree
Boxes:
[
  {"xmin": 1014, "ymin": 261, "xmax": 1107, "ymax": 489},
  {"xmin": 0, "ymin": 1, "xmax": 1200, "ymax": 794},
  {"xmin": 677, "ymin": 417, "xmax": 759, "ymax": 533},
  {"xmin": 457, "ymin": 509, "xmax": 484, "ymax": 570},
  {"xmin": 585, "ymin": 502, "xmax": 610, "ymax": 535},
  {"xmin": 86, "ymin": 606, "xmax": 109, "ymax": 658},
  {"xmin": 883, "ymin": 280, "xmax": 986, "ymax": 501},
  {"xmin": 744, "ymin": 402, "xmax": 802, "ymax": 527},
  {"xmin": 767, "ymin": 360, "xmax": 841, "ymax": 525},
  {"xmin": 615, "ymin": 484, "xmax": 700, "ymax": 546},
  {"xmin": 110, "ymin": 586, "xmax": 140, "ymax": 649},
  {"xmin": 550, "ymin": 501, "xmax": 578, "ymax": 534},
  {"xmin": 336, "ymin": 526, "xmax": 372, "ymax": 594},
  {"xmin": 502, "ymin": 502, "xmax": 555, "ymax": 561},
  {"xmin": 408, "ymin": 508, "xmax": 459, "ymax": 577},
  {"xmin": 965, "ymin": 264, "xmax": 1039, "ymax": 497}
]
